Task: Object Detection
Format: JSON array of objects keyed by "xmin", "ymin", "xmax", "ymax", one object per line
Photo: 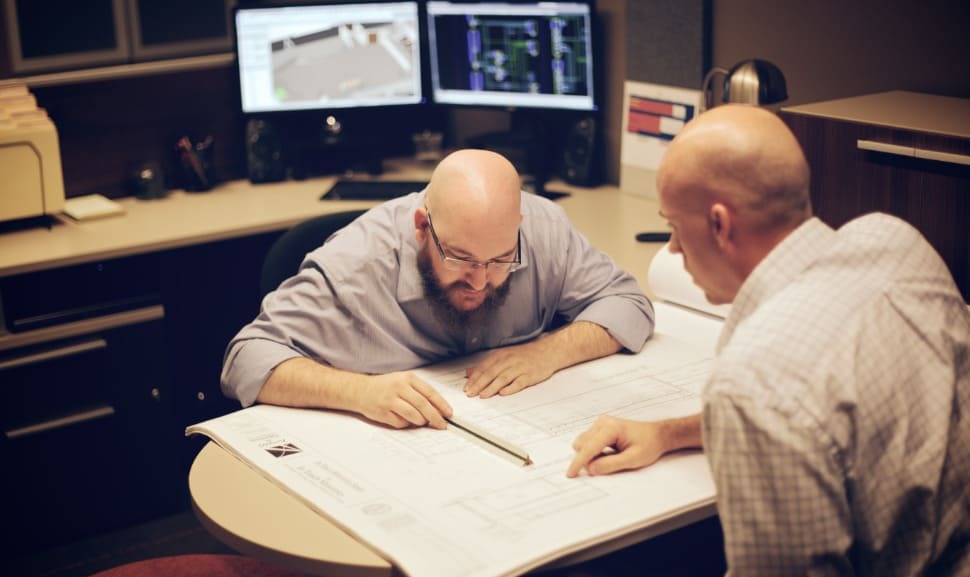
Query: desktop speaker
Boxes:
[
  {"xmin": 559, "ymin": 116, "xmax": 599, "ymax": 187},
  {"xmin": 246, "ymin": 119, "xmax": 285, "ymax": 183}
]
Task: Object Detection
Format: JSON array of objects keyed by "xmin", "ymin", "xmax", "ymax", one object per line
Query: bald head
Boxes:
[
  {"xmin": 424, "ymin": 149, "xmax": 522, "ymax": 251},
  {"xmin": 658, "ymin": 104, "xmax": 811, "ymax": 232}
]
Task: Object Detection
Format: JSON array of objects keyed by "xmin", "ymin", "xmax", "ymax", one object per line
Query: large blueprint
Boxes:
[{"xmin": 187, "ymin": 301, "xmax": 722, "ymax": 577}]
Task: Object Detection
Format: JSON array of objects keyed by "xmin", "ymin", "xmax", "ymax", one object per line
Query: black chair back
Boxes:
[{"xmin": 260, "ymin": 209, "xmax": 367, "ymax": 298}]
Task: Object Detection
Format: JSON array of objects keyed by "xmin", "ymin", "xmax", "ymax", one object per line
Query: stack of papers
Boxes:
[{"xmin": 63, "ymin": 194, "xmax": 125, "ymax": 221}]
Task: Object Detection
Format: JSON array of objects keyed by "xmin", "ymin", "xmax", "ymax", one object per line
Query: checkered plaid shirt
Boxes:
[{"xmin": 703, "ymin": 214, "xmax": 970, "ymax": 576}]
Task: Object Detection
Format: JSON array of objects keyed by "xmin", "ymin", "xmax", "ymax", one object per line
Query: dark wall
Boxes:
[
  {"xmin": 33, "ymin": 66, "xmax": 244, "ymax": 199},
  {"xmin": 9, "ymin": 1, "xmax": 969, "ymax": 197},
  {"xmin": 31, "ymin": 64, "xmax": 447, "ymax": 200},
  {"xmin": 626, "ymin": 0, "xmax": 711, "ymax": 89},
  {"xmin": 712, "ymin": 0, "xmax": 970, "ymax": 105}
]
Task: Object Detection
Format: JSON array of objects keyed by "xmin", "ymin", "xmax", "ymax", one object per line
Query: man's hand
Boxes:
[
  {"xmin": 353, "ymin": 372, "xmax": 453, "ymax": 429},
  {"xmin": 464, "ymin": 321, "xmax": 623, "ymax": 398},
  {"xmin": 464, "ymin": 340, "xmax": 556, "ymax": 398},
  {"xmin": 566, "ymin": 416, "xmax": 669, "ymax": 477},
  {"xmin": 566, "ymin": 414, "xmax": 703, "ymax": 477}
]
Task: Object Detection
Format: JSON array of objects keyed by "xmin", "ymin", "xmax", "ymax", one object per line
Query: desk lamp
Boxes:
[{"xmin": 636, "ymin": 59, "xmax": 788, "ymax": 244}]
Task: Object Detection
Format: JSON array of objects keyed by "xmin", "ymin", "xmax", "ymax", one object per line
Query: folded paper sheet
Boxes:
[{"xmin": 647, "ymin": 243, "xmax": 731, "ymax": 319}]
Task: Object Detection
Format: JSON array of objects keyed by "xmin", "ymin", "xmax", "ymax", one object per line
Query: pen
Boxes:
[
  {"xmin": 177, "ymin": 136, "xmax": 209, "ymax": 188},
  {"xmin": 445, "ymin": 415, "xmax": 533, "ymax": 466}
]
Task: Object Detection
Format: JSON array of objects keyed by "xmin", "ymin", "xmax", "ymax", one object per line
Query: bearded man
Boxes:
[{"xmin": 221, "ymin": 149, "xmax": 654, "ymax": 429}]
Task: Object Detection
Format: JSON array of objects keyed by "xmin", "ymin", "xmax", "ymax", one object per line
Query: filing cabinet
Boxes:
[
  {"xmin": 781, "ymin": 91, "xmax": 970, "ymax": 301},
  {"xmin": 0, "ymin": 258, "xmax": 184, "ymax": 557},
  {"xmin": 0, "ymin": 229, "xmax": 280, "ymax": 558}
]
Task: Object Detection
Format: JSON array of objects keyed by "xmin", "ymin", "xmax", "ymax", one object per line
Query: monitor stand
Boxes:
[{"xmin": 291, "ymin": 114, "xmax": 383, "ymax": 180}]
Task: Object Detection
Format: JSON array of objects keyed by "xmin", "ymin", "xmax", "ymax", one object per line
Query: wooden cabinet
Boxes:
[
  {"xmin": 158, "ymin": 232, "xmax": 279, "ymax": 438},
  {"xmin": 780, "ymin": 91, "xmax": 970, "ymax": 301},
  {"xmin": 0, "ymin": 170, "xmax": 394, "ymax": 557},
  {"xmin": 0, "ymin": 301, "xmax": 184, "ymax": 557},
  {"xmin": 0, "ymin": 230, "xmax": 281, "ymax": 557}
]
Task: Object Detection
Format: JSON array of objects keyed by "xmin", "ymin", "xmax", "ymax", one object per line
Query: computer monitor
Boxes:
[
  {"xmin": 234, "ymin": 1, "xmax": 424, "ymax": 115},
  {"xmin": 425, "ymin": 0, "xmax": 597, "ymax": 111}
]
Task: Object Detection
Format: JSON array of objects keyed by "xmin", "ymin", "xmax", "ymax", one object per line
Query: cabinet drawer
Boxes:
[
  {"xmin": 0, "ymin": 254, "xmax": 161, "ymax": 333},
  {"xmin": 0, "ymin": 307, "xmax": 185, "ymax": 556}
]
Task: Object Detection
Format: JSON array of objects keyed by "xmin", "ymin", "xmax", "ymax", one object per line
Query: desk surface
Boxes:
[
  {"xmin": 190, "ymin": 440, "xmax": 716, "ymax": 577},
  {"xmin": 780, "ymin": 90, "xmax": 970, "ymax": 139},
  {"xmin": 190, "ymin": 442, "xmax": 392, "ymax": 577},
  {"xmin": 0, "ymin": 160, "xmax": 419, "ymax": 278}
]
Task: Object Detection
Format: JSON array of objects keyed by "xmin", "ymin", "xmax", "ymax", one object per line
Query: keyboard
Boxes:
[
  {"xmin": 321, "ymin": 177, "xmax": 571, "ymax": 202},
  {"xmin": 321, "ymin": 179, "xmax": 428, "ymax": 201}
]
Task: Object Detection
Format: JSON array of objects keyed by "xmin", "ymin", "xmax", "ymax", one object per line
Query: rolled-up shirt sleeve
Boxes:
[
  {"xmin": 539, "ymin": 200, "xmax": 654, "ymax": 352},
  {"xmin": 220, "ymin": 244, "xmax": 430, "ymax": 407},
  {"xmin": 219, "ymin": 259, "xmax": 353, "ymax": 407},
  {"xmin": 221, "ymin": 337, "xmax": 302, "ymax": 407}
]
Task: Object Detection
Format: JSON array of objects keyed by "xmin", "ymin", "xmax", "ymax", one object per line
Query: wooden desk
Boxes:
[
  {"xmin": 189, "ymin": 441, "xmax": 716, "ymax": 577},
  {"xmin": 190, "ymin": 442, "xmax": 392, "ymax": 577},
  {"xmin": 0, "ymin": 161, "xmax": 416, "ymax": 278}
]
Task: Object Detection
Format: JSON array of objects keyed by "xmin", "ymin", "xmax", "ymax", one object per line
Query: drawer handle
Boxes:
[
  {"xmin": 857, "ymin": 139, "xmax": 970, "ymax": 166},
  {"xmin": 0, "ymin": 305, "xmax": 164, "ymax": 353},
  {"xmin": 0, "ymin": 338, "xmax": 108, "ymax": 371},
  {"xmin": 5, "ymin": 405, "xmax": 116, "ymax": 440}
]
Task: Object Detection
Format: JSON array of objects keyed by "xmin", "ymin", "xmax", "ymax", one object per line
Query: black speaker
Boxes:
[
  {"xmin": 246, "ymin": 119, "xmax": 285, "ymax": 183},
  {"xmin": 559, "ymin": 116, "xmax": 599, "ymax": 187}
]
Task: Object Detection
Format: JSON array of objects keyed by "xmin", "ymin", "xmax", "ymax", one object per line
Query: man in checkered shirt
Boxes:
[{"xmin": 569, "ymin": 104, "xmax": 969, "ymax": 576}]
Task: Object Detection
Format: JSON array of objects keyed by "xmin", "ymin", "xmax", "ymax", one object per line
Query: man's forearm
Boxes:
[
  {"xmin": 538, "ymin": 321, "xmax": 623, "ymax": 372},
  {"xmin": 257, "ymin": 356, "xmax": 364, "ymax": 411},
  {"xmin": 657, "ymin": 413, "xmax": 703, "ymax": 452}
]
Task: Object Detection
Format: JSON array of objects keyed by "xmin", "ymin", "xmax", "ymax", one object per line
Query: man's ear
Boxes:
[
  {"xmin": 414, "ymin": 207, "xmax": 430, "ymax": 243},
  {"xmin": 710, "ymin": 203, "xmax": 732, "ymax": 249}
]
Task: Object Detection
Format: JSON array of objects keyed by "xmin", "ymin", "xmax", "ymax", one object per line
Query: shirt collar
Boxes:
[{"xmin": 717, "ymin": 217, "xmax": 835, "ymax": 353}]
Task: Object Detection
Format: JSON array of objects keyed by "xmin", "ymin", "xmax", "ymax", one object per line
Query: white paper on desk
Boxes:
[
  {"xmin": 647, "ymin": 242, "xmax": 731, "ymax": 320},
  {"xmin": 187, "ymin": 330, "xmax": 719, "ymax": 577}
]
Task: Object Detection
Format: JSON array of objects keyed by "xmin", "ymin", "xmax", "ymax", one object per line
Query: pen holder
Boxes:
[{"xmin": 175, "ymin": 135, "xmax": 217, "ymax": 192}]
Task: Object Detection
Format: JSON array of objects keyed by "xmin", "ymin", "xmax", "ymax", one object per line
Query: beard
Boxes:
[{"xmin": 417, "ymin": 245, "xmax": 513, "ymax": 334}]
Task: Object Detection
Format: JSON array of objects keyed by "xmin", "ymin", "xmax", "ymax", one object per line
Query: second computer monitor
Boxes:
[{"xmin": 426, "ymin": 1, "xmax": 597, "ymax": 111}]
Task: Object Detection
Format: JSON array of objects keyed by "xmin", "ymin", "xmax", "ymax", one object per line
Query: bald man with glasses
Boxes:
[{"xmin": 221, "ymin": 149, "xmax": 654, "ymax": 430}]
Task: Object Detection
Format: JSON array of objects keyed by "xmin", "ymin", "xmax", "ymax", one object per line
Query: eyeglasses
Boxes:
[{"xmin": 425, "ymin": 210, "xmax": 521, "ymax": 274}]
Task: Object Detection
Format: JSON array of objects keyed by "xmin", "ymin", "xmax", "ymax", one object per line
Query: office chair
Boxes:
[{"xmin": 260, "ymin": 209, "xmax": 368, "ymax": 298}]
